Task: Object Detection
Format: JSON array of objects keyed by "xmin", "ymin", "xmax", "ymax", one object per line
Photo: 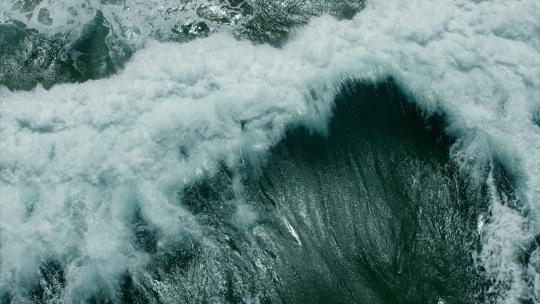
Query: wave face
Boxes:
[
  {"xmin": 1, "ymin": 0, "xmax": 539, "ymax": 303},
  {"xmin": 115, "ymin": 79, "xmax": 489, "ymax": 303}
]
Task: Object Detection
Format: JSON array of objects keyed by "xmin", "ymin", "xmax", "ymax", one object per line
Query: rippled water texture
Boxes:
[{"xmin": 151, "ymin": 80, "xmax": 491, "ymax": 304}]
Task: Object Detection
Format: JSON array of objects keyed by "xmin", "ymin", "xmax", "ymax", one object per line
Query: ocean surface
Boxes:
[{"xmin": 0, "ymin": 0, "xmax": 539, "ymax": 303}]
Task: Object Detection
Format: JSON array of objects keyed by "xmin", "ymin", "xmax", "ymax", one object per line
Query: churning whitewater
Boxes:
[{"xmin": 1, "ymin": 0, "xmax": 539, "ymax": 303}]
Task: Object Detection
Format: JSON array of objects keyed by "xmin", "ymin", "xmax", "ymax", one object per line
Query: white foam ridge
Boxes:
[{"xmin": 1, "ymin": 0, "xmax": 539, "ymax": 302}]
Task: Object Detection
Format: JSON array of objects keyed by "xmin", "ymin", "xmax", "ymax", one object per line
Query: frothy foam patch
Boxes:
[{"xmin": 1, "ymin": 0, "xmax": 539, "ymax": 302}]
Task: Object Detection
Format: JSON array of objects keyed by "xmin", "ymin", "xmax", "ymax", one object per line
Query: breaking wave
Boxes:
[{"xmin": 1, "ymin": 0, "xmax": 539, "ymax": 303}]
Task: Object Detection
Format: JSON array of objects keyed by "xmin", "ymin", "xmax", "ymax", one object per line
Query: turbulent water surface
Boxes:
[{"xmin": 0, "ymin": 0, "xmax": 539, "ymax": 303}]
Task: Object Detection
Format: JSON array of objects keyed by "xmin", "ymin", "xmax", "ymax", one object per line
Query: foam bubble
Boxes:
[{"xmin": 1, "ymin": 0, "xmax": 539, "ymax": 302}]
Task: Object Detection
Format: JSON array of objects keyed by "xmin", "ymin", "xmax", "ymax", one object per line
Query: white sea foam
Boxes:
[{"xmin": 1, "ymin": 0, "xmax": 539, "ymax": 302}]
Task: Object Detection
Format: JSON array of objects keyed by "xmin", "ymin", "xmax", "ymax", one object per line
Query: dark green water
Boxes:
[
  {"xmin": 241, "ymin": 79, "xmax": 488, "ymax": 303},
  {"xmin": 115, "ymin": 79, "xmax": 490, "ymax": 304},
  {"xmin": 0, "ymin": 13, "xmax": 125, "ymax": 91}
]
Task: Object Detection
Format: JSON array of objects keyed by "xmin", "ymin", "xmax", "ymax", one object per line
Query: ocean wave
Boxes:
[{"xmin": 1, "ymin": 0, "xmax": 539, "ymax": 302}]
